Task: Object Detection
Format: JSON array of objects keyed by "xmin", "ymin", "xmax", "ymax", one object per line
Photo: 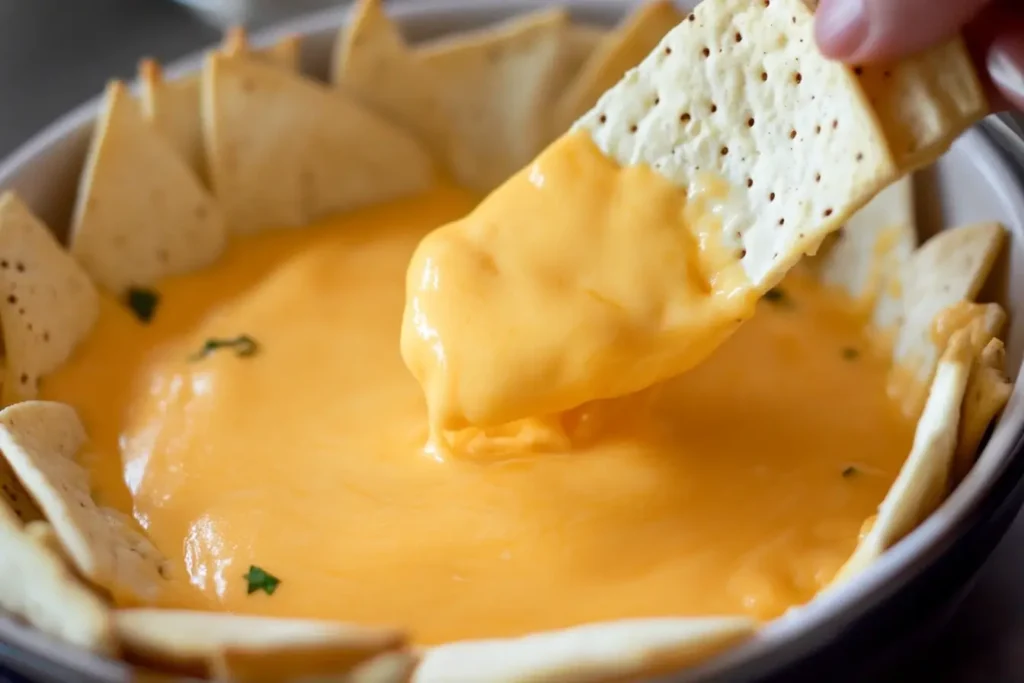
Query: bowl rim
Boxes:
[{"xmin": 0, "ymin": 1, "xmax": 1023, "ymax": 681}]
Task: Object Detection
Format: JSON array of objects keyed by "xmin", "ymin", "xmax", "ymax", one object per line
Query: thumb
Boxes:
[{"xmin": 815, "ymin": 0, "xmax": 993, "ymax": 63}]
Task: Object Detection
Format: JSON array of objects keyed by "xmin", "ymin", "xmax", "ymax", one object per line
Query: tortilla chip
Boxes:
[
  {"xmin": 553, "ymin": 1, "xmax": 683, "ymax": 136},
  {"xmin": 855, "ymin": 37, "xmax": 988, "ymax": 171},
  {"xmin": 70, "ymin": 81, "xmax": 226, "ymax": 296},
  {"xmin": 953, "ymin": 338, "xmax": 1012, "ymax": 485},
  {"xmin": 140, "ymin": 32, "xmax": 301, "ymax": 183},
  {"xmin": 139, "ymin": 60, "xmax": 208, "ymax": 183},
  {"xmin": 0, "ymin": 510, "xmax": 115, "ymax": 654},
  {"xmin": 547, "ymin": 24, "xmax": 608, "ymax": 111},
  {"xmin": 0, "ymin": 193, "xmax": 98, "ymax": 405},
  {"xmin": 419, "ymin": 9, "xmax": 568, "ymax": 192},
  {"xmin": 813, "ymin": 176, "xmax": 916, "ymax": 329},
  {"xmin": 220, "ymin": 26, "xmax": 301, "ymax": 70},
  {"xmin": 831, "ymin": 337, "xmax": 972, "ymax": 584},
  {"xmin": 413, "ymin": 617, "xmax": 755, "ymax": 683},
  {"xmin": 1, "ymin": 460, "xmax": 41, "ymax": 523},
  {"xmin": 892, "ymin": 223, "xmax": 1005, "ymax": 387},
  {"xmin": 575, "ymin": 0, "xmax": 899, "ymax": 289},
  {"xmin": 0, "ymin": 401, "xmax": 168, "ymax": 603},
  {"xmin": 333, "ymin": 0, "xmax": 449, "ymax": 161},
  {"xmin": 115, "ymin": 609, "xmax": 407, "ymax": 681},
  {"xmin": 202, "ymin": 51, "xmax": 434, "ymax": 234}
]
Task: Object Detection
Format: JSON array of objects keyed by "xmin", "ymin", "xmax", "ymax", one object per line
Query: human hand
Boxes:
[{"xmin": 815, "ymin": 0, "xmax": 1024, "ymax": 111}]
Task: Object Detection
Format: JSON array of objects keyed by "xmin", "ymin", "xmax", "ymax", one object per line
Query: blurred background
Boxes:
[
  {"xmin": 0, "ymin": 0, "xmax": 346, "ymax": 157},
  {"xmin": 0, "ymin": 1, "xmax": 1023, "ymax": 681}
]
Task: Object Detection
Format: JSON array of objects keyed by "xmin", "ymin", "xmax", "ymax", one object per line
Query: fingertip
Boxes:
[
  {"xmin": 987, "ymin": 36, "xmax": 1024, "ymax": 113},
  {"xmin": 814, "ymin": 0, "xmax": 869, "ymax": 60}
]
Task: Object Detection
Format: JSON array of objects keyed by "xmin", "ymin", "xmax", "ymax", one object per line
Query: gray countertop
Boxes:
[{"xmin": 1, "ymin": 2, "xmax": 1022, "ymax": 682}]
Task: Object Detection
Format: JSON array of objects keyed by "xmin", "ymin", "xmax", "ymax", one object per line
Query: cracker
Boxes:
[
  {"xmin": 0, "ymin": 401, "xmax": 168, "ymax": 603},
  {"xmin": 413, "ymin": 617, "xmax": 755, "ymax": 683},
  {"xmin": 202, "ymin": 51, "xmax": 434, "ymax": 234},
  {"xmin": 70, "ymin": 81, "xmax": 226, "ymax": 296},
  {"xmin": 953, "ymin": 338, "xmax": 1012, "ymax": 485},
  {"xmin": 855, "ymin": 37, "xmax": 988, "ymax": 171},
  {"xmin": 831, "ymin": 335, "xmax": 972, "ymax": 584},
  {"xmin": 892, "ymin": 222, "xmax": 1005, "ymax": 387},
  {"xmin": 140, "ymin": 32, "xmax": 301, "ymax": 183},
  {"xmin": 553, "ymin": 1, "xmax": 683, "ymax": 136},
  {"xmin": 115, "ymin": 609, "xmax": 408, "ymax": 681},
  {"xmin": 0, "ymin": 193, "xmax": 98, "ymax": 405},
  {"xmin": 811, "ymin": 176, "xmax": 916, "ymax": 333},
  {"xmin": 333, "ymin": 0, "xmax": 450, "ymax": 161},
  {"xmin": 419, "ymin": 9, "xmax": 569, "ymax": 192},
  {"xmin": 0, "ymin": 511, "xmax": 115, "ymax": 654},
  {"xmin": 575, "ymin": 0, "xmax": 898, "ymax": 289}
]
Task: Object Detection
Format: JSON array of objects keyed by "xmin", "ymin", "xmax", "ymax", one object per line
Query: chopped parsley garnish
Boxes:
[
  {"xmin": 841, "ymin": 347, "xmax": 860, "ymax": 361},
  {"xmin": 244, "ymin": 565, "xmax": 280, "ymax": 595},
  {"xmin": 126, "ymin": 287, "xmax": 160, "ymax": 323},
  {"xmin": 764, "ymin": 287, "xmax": 793, "ymax": 307},
  {"xmin": 190, "ymin": 335, "xmax": 259, "ymax": 361},
  {"xmin": 842, "ymin": 465, "xmax": 859, "ymax": 478}
]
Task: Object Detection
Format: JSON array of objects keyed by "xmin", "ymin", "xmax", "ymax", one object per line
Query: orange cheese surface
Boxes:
[
  {"xmin": 42, "ymin": 183, "xmax": 915, "ymax": 645},
  {"xmin": 403, "ymin": 133, "xmax": 755, "ymax": 440}
]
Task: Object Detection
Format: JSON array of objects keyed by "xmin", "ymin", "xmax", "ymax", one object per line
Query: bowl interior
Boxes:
[{"xmin": 0, "ymin": 2, "xmax": 1022, "ymax": 681}]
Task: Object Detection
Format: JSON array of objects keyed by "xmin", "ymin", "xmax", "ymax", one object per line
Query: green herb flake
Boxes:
[
  {"xmin": 764, "ymin": 287, "xmax": 795, "ymax": 308},
  {"xmin": 190, "ymin": 335, "xmax": 259, "ymax": 361},
  {"xmin": 126, "ymin": 287, "xmax": 160, "ymax": 323},
  {"xmin": 841, "ymin": 347, "xmax": 860, "ymax": 361},
  {"xmin": 244, "ymin": 565, "xmax": 280, "ymax": 595},
  {"xmin": 842, "ymin": 465, "xmax": 859, "ymax": 478}
]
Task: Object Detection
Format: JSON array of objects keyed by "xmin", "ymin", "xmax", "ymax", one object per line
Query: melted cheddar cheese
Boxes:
[
  {"xmin": 42, "ymin": 183, "xmax": 915, "ymax": 644},
  {"xmin": 402, "ymin": 133, "xmax": 756, "ymax": 443}
]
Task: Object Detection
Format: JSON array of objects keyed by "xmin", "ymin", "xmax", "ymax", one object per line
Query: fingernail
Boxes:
[
  {"xmin": 988, "ymin": 41, "xmax": 1024, "ymax": 111},
  {"xmin": 815, "ymin": 0, "xmax": 869, "ymax": 59}
]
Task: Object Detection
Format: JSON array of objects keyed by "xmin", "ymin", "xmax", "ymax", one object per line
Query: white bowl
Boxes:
[{"xmin": 0, "ymin": 2, "xmax": 1022, "ymax": 681}]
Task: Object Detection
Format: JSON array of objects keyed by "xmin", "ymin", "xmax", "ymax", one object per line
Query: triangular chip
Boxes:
[
  {"xmin": 0, "ymin": 510, "xmax": 115, "ymax": 654},
  {"xmin": 0, "ymin": 193, "xmax": 98, "ymax": 405},
  {"xmin": 140, "ymin": 31, "xmax": 301, "ymax": 183},
  {"xmin": 115, "ymin": 609, "xmax": 408, "ymax": 681},
  {"xmin": 855, "ymin": 37, "xmax": 988, "ymax": 171},
  {"xmin": 831, "ymin": 336, "xmax": 972, "ymax": 585},
  {"xmin": 70, "ymin": 81, "xmax": 226, "ymax": 296},
  {"xmin": 575, "ymin": 0, "xmax": 901, "ymax": 290},
  {"xmin": 0, "ymin": 401, "xmax": 168, "ymax": 603},
  {"xmin": 419, "ymin": 9, "xmax": 568, "ymax": 191},
  {"xmin": 139, "ymin": 60, "xmax": 209, "ymax": 183},
  {"xmin": 413, "ymin": 617, "xmax": 755, "ymax": 683},
  {"xmin": 543, "ymin": 24, "xmax": 609, "ymax": 143},
  {"xmin": 811, "ymin": 176, "xmax": 916, "ymax": 330},
  {"xmin": 1, "ymin": 459, "xmax": 41, "ymax": 523},
  {"xmin": 953, "ymin": 338, "xmax": 1012, "ymax": 485},
  {"xmin": 333, "ymin": 0, "xmax": 449, "ymax": 161},
  {"xmin": 202, "ymin": 51, "xmax": 434, "ymax": 234},
  {"xmin": 547, "ymin": 24, "xmax": 608, "ymax": 109},
  {"xmin": 553, "ymin": 1, "xmax": 683, "ymax": 136},
  {"xmin": 891, "ymin": 223, "xmax": 1005, "ymax": 388},
  {"xmin": 220, "ymin": 26, "xmax": 301, "ymax": 69}
]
